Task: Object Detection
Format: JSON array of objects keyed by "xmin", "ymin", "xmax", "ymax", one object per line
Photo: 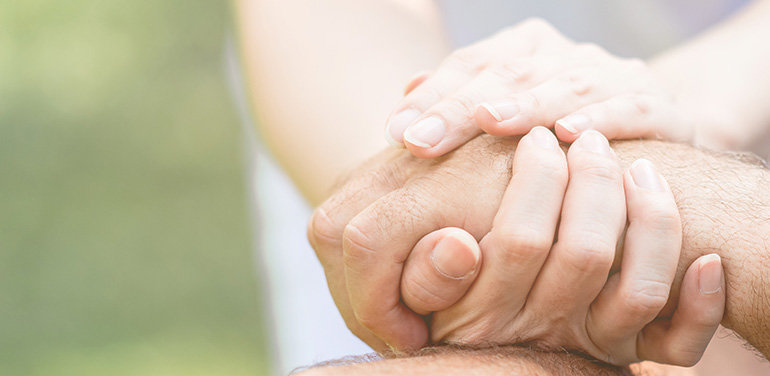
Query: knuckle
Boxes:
[
  {"xmin": 635, "ymin": 207, "xmax": 681, "ymax": 233},
  {"xmin": 532, "ymin": 156, "xmax": 569, "ymax": 182},
  {"xmin": 494, "ymin": 62, "xmax": 534, "ymax": 86},
  {"xmin": 625, "ymin": 94, "xmax": 651, "ymax": 115},
  {"xmin": 492, "ymin": 227, "xmax": 553, "ymax": 264},
  {"xmin": 442, "ymin": 94, "xmax": 478, "ymax": 117},
  {"xmin": 342, "ymin": 222, "xmax": 378, "ymax": 265},
  {"xmin": 402, "ymin": 276, "xmax": 454, "ymax": 312},
  {"xmin": 574, "ymin": 160, "xmax": 622, "ymax": 182},
  {"xmin": 447, "ymin": 46, "xmax": 488, "ymax": 72},
  {"xmin": 406, "ymin": 82, "xmax": 445, "ymax": 107},
  {"xmin": 622, "ymin": 279, "xmax": 670, "ymax": 314},
  {"xmin": 560, "ymin": 72, "xmax": 592, "ymax": 97},
  {"xmin": 309, "ymin": 207, "xmax": 344, "ymax": 256},
  {"xmin": 521, "ymin": 91, "xmax": 546, "ymax": 115},
  {"xmin": 560, "ymin": 235, "xmax": 615, "ymax": 273},
  {"xmin": 367, "ymin": 162, "xmax": 407, "ymax": 192}
]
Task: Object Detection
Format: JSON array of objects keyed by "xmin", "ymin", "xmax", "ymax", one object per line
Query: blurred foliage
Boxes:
[{"xmin": 0, "ymin": 0, "xmax": 269, "ymax": 374}]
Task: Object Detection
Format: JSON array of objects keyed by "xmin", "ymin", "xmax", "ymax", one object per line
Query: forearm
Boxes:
[
  {"xmin": 649, "ymin": 0, "xmax": 770, "ymax": 149},
  {"xmin": 297, "ymin": 345, "xmax": 628, "ymax": 375},
  {"xmin": 233, "ymin": 0, "xmax": 450, "ymax": 204},
  {"xmin": 612, "ymin": 139, "xmax": 770, "ymax": 357}
]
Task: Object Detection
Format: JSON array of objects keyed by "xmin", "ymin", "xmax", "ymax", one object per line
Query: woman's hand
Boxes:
[
  {"xmin": 399, "ymin": 128, "xmax": 725, "ymax": 366},
  {"xmin": 385, "ymin": 19, "xmax": 694, "ymax": 158}
]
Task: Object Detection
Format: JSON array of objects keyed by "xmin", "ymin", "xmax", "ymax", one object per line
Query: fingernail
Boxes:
[
  {"xmin": 529, "ymin": 126, "xmax": 558, "ymax": 149},
  {"xmin": 403, "ymin": 116, "xmax": 446, "ymax": 148},
  {"xmin": 385, "ymin": 109, "xmax": 420, "ymax": 147},
  {"xmin": 698, "ymin": 254, "xmax": 723, "ymax": 295},
  {"xmin": 574, "ymin": 130, "xmax": 610, "ymax": 154},
  {"xmin": 630, "ymin": 159, "xmax": 664, "ymax": 192},
  {"xmin": 557, "ymin": 114, "xmax": 590, "ymax": 135},
  {"xmin": 431, "ymin": 233, "xmax": 479, "ymax": 279},
  {"xmin": 479, "ymin": 101, "xmax": 519, "ymax": 122}
]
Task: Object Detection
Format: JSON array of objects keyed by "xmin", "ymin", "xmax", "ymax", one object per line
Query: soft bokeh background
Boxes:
[{"xmin": 1, "ymin": 1, "xmax": 269, "ymax": 374}]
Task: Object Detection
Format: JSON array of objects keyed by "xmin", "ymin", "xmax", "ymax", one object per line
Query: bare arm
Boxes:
[
  {"xmin": 612, "ymin": 140, "xmax": 770, "ymax": 358},
  {"xmin": 233, "ymin": 0, "xmax": 450, "ymax": 204},
  {"xmin": 297, "ymin": 345, "xmax": 629, "ymax": 376},
  {"xmin": 649, "ymin": 0, "xmax": 770, "ymax": 150}
]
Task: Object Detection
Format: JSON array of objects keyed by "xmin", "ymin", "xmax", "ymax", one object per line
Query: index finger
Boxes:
[{"xmin": 385, "ymin": 19, "xmax": 573, "ymax": 146}]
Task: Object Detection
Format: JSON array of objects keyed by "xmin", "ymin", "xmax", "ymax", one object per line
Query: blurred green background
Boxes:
[{"xmin": 0, "ymin": 0, "xmax": 269, "ymax": 375}]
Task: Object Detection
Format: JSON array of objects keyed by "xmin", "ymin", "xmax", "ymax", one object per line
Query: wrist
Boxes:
[{"xmin": 612, "ymin": 139, "xmax": 770, "ymax": 358}]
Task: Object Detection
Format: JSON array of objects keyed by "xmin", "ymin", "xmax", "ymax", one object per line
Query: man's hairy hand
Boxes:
[
  {"xmin": 308, "ymin": 134, "xmax": 770, "ymax": 359},
  {"xmin": 308, "ymin": 134, "xmax": 516, "ymax": 351}
]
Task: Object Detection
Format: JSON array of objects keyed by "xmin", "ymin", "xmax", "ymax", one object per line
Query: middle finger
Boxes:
[{"xmin": 524, "ymin": 131, "xmax": 626, "ymax": 336}]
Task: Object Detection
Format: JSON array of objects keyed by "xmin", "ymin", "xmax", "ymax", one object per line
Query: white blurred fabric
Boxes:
[{"xmin": 225, "ymin": 41, "xmax": 371, "ymax": 376}]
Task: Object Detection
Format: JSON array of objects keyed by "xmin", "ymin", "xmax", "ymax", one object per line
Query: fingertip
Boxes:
[
  {"xmin": 402, "ymin": 140, "xmax": 443, "ymax": 159},
  {"xmin": 475, "ymin": 104, "xmax": 505, "ymax": 136},
  {"xmin": 677, "ymin": 253, "xmax": 725, "ymax": 327},
  {"xmin": 641, "ymin": 254, "xmax": 724, "ymax": 366},
  {"xmin": 431, "ymin": 228, "xmax": 481, "ymax": 280},
  {"xmin": 628, "ymin": 158, "xmax": 665, "ymax": 192},
  {"xmin": 554, "ymin": 126, "xmax": 576, "ymax": 143},
  {"xmin": 474, "ymin": 102, "xmax": 523, "ymax": 136},
  {"xmin": 402, "ymin": 116, "xmax": 448, "ymax": 157},
  {"xmin": 524, "ymin": 126, "xmax": 560, "ymax": 150},
  {"xmin": 401, "ymin": 228, "xmax": 480, "ymax": 315},
  {"xmin": 554, "ymin": 114, "xmax": 590, "ymax": 142},
  {"xmin": 554, "ymin": 119, "xmax": 580, "ymax": 143},
  {"xmin": 696, "ymin": 254, "xmax": 724, "ymax": 297},
  {"xmin": 386, "ymin": 108, "xmax": 421, "ymax": 146},
  {"xmin": 384, "ymin": 126, "xmax": 406, "ymax": 148},
  {"xmin": 479, "ymin": 103, "xmax": 503, "ymax": 122},
  {"xmin": 570, "ymin": 129, "xmax": 613, "ymax": 156}
]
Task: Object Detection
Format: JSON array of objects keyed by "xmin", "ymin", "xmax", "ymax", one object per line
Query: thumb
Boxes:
[{"xmin": 401, "ymin": 228, "xmax": 482, "ymax": 315}]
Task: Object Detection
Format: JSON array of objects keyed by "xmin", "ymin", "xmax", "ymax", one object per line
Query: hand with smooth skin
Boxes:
[
  {"xmin": 398, "ymin": 128, "xmax": 725, "ymax": 366},
  {"xmin": 385, "ymin": 19, "xmax": 694, "ymax": 157},
  {"xmin": 307, "ymin": 133, "xmax": 770, "ymax": 361},
  {"xmin": 386, "ymin": 4, "xmax": 770, "ymax": 157}
]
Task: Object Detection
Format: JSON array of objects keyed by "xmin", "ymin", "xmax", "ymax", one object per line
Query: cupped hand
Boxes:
[
  {"xmin": 399, "ymin": 128, "xmax": 725, "ymax": 366},
  {"xmin": 384, "ymin": 18, "xmax": 693, "ymax": 158},
  {"xmin": 307, "ymin": 132, "xmax": 519, "ymax": 352}
]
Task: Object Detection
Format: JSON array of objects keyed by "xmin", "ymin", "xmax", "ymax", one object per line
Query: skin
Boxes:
[
  {"xmin": 233, "ymin": 0, "xmax": 448, "ymax": 204},
  {"xmin": 292, "ymin": 328, "xmax": 770, "ymax": 375},
  {"xmin": 308, "ymin": 135, "xmax": 770, "ymax": 360},
  {"xmin": 293, "ymin": 345, "xmax": 673, "ymax": 376},
  {"xmin": 236, "ymin": 0, "xmax": 770, "ymax": 204},
  {"xmin": 398, "ymin": 129, "xmax": 725, "ymax": 366},
  {"xmin": 387, "ymin": 0, "xmax": 770, "ymax": 158},
  {"xmin": 388, "ymin": 19, "xmax": 695, "ymax": 157}
]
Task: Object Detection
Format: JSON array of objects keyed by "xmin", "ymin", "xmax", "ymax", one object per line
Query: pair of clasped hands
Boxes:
[{"xmin": 308, "ymin": 20, "xmax": 725, "ymax": 367}]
